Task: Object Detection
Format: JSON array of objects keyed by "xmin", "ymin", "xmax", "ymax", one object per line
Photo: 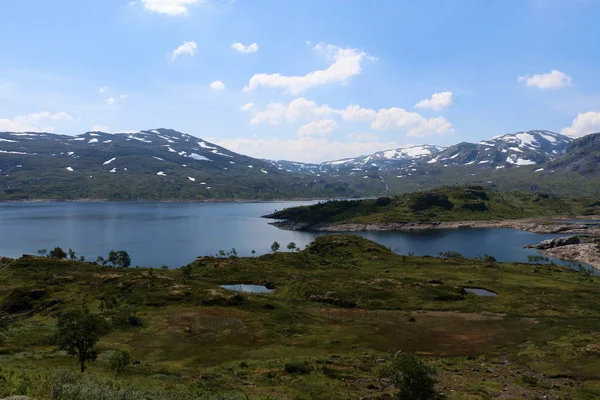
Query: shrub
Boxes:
[
  {"xmin": 375, "ymin": 196, "xmax": 392, "ymax": 207},
  {"xmin": 284, "ymin": 360, "xmax": 313, "ymax": 375},
  {"xmin": 379, "ymin": 352, "xmax": 446, "ymax": 400},
  {"xmin": 271, "ymin": 241, "xmax": 280, "ymax": 253},
  {"xmin": 408, "ymin": 193, "xmax": 454, "ymax": 212},
  {"xmin": 49, "ymin": 247, "xmax": 67, "ymax": 259},
  {"xmin": 439, "ymin": 251, "xmax": 464, "ymax": 260}
]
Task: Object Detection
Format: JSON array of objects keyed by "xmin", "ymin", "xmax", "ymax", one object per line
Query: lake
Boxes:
[{"xmin": 0, "ymin": 201, "xmax": 591, "ymax": 270}]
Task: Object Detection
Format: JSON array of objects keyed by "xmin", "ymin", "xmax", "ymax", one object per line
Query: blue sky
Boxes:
[{"xmin": 1, "ymin": 0, "xmax": 600, "ymax": 162}]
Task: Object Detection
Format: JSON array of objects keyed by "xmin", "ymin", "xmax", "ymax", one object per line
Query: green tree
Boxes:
[
  {"xmin": 79, "ymin": 255, "xmax": 86, "ymax": 262},
  {"xmin": 109, "ymin": 350, "xmax": 131, "ymax": 379},
  {"xmin": 49, "ymin": 247, "xmax": 67, "ymax": 259},
  {"xmin": 96, "ymin": 256, "xmax": 107, "ymax": 266},
  {"xmin": 68, "ymin": 248, "xmax": 77, "ymax": 261},
  {"xmin": 271, "ymin": 241, "xmax": 280, "ymax": 253},
  {"xmin": 55, "ymin": 309, "xmax": 109, "ymax": 373},
  {"xmin": 180, "ymin": 264, "xmax": 193, "ymax": 283},
  {"xmin": 37, "ymin": 249, "xmax": 48, "ymax": 257},
  {"xmin": 287, "ymin": 242, "xmax": 297, "ymax": 252},
  {"xmin": 379, "ymin": 352, "xmax": 445, "ymax": 400},
  {"xmin": 251, "ymin": 250, "xmax": 256, "ymax": 256},
  {"xmin": 107, "ymin": 250, "xmax": 131, "ymax": 268}
]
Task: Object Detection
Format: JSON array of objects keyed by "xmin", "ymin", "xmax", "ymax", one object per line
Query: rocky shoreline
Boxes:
[
  {"xmin": 525, "ymin": 236, "xmax": 600, "ymax": 270},
  {"xmin": 269, "ymin": 217, "xmax": 600, "ymax": 236},
  {"xmin": 269, "ymin": 217, "xmax": 600, "ymax": 270}
]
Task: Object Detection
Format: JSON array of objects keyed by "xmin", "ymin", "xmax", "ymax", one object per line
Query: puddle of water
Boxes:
[
  {"xmin": 464, "ymin": 287, "xmax": 497, "ymax": 297},
  {"xmin": 220, "ymin": 284, "xmax": 273, "ymax": 293}
]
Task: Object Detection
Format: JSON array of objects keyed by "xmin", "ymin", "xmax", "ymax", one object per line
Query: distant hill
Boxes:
[
  {"xmin": 0, "ymin": 128, "xmax": 597, "ymax": 200},
  {"xmin": 0, "ymin": 129, "xmax": 384, "ymax": 200}
]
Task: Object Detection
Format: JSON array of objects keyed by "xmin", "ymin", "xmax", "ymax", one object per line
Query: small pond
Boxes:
[
  {"xmin": 464, "ymin": 287, "xmax": 498, "ymax": 297},
  {"xmin": 220, "ymin": 284, "xmax": 273, "ymax": 293}
]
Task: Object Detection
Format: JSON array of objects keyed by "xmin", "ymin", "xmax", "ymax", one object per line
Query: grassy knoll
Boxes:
[
  {"xmin": 1, "ymin": 235, "xmax": 600, "ymax": 399},
  {"xmin": 264, "ymin": 186, "xmax": 599, "ymax": 226}
]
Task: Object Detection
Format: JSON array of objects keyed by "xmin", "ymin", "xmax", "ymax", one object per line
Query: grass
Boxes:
[{"xmin": 1, "ymin": 234, "xmax": 600, "ymax": 399}]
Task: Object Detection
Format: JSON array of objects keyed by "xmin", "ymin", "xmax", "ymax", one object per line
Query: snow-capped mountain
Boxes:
[
  {"xmin": 323, "ymin": 145, "xmax": 445, "ymax": 168},
  {"xmin": 421, "ymin": 130, "xmax": 572, "ymax": 168}
]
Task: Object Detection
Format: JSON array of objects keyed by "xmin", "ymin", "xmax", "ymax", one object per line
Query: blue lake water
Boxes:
[{"xmin": 0, "ymin": 201, "xmax": 592, "ymax": 270}]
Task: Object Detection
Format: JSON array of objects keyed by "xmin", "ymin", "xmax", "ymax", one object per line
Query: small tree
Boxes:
[
  {"xmin": 68, "ymin": 248, "xmax": 77, "ymax": 261},
  {"xmin": 271, "ymin": 241, "xmax": 280, "ymax": 253},
  {"xmin": 96, "ymin": 256, "xmax": 107, "ymax": 266},
  {"xmin": 109, "ymin": 350, "xmax": 131, "ymax": 379},
  {"xmin": 79, "ymin": 255, "xmax": 86, "ymax": 262},
  {"xmin": 230, "ymin": 248, "xmax": 238, "ymax": 258},
  {"xmin": 100, "ymin": 295, "xmax": 119, "ymax": 313},
  {"xmin": 107, "ymin": 250, "xmax": 131, "ymax": 268},
  {"xmin": 55, "ymin": 309, "xmax": 109, "ymax": 373},
  {"xmin": 251, "ymin": 250, "xmax": 256, "ymax": 257},
  {"xmin": 37, "ymin": 249, "xmax": 48, "ymax": 257},
  {"xmin": 49, "ymin": 247, "xmax": 67, "ymax": 259},
  {"xmin": 379, "ymin": 352, "xmax": 445, "ymax": 400},
  {"xmin": 287, "ymin": 242, "xmax": 297, "ymax": 252},
  {"xmin": 181, "ymin": 264, "xmax": 193, "ymax": 283}
]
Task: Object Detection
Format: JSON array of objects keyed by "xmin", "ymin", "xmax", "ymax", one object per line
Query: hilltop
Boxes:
[
  {"xmin": 264, "ymin": 186, "xmax": 599, "ymax": 231},
  {"xmin": 1, "ymin": 235, "xmax": 600, "ymax": 399}
]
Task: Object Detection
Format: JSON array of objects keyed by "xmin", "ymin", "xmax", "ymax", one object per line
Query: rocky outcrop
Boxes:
[{"xmin": 524, "ymin": 236, "xmax": 581, "ymax": 250}]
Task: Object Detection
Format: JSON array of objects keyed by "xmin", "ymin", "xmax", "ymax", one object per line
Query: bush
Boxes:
[
  {"xmin": 375, "ymin": 196, "xmax": 392, "ymax": 207},
  {"xmin": 482, "ymin": 254, "xmax": 497, "ymax": 265},
  {"xmin": 49, "ymin": 247, "xmax": 67, "ymax": 259},
  {"xmin": 284, "ymin": 360, "xmax": 313, "ymax": 375},
  {"xmin": 439, "ymin": 251, "xmax": 464, "ymax": 260},
  {"xmin": 408, "ymin": 193, "xmax": 454, "ymax": 212},
  {"xmin": 379, "ymin": 352, "xmax": 446, "ymax": 400}
]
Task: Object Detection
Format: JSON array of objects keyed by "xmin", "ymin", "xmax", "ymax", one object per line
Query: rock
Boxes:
[
  {"xmin": 428, "ymin": 279, "xmax": 444, "ymax": 285},
  {"xmin": 308, "ymin": 294, "xmax": 357, "ymax": 308},
  {"xmin": 526, "ymin": 236, "xmax": 580, "ymax": 250}
]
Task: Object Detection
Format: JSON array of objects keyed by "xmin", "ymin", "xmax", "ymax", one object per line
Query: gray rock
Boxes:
[{"xmin": 526, "ymin": 236, "xmax": 580, "ymax": 250}]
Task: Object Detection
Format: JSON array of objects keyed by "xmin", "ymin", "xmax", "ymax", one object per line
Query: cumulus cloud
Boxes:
[
  {"xmin": 561, "ymin": 111, "xmax": 600, "ymax": 137},
  {"xmin": 231, "ymin": 42, "xmax": 259, "ymax": 54},
  {"xmin": 297, "ymin": 120, "xmax": 337, "ymax": 136},
  {"xmin": 244, "ymin": 42, "xmax": 375, "ymax": 94},
  {"xmin": 141, "ymin": 0, "xmax": 198, "ymax": 15},
  {"xmin": 518, "ymin": 70, "xmax": 572, "ymax": 89},
  {"xmin": 415, "ymin": 91, "xmax": 454, "ymax": 111},
  {"xmin": 170, "ymin": 41, "xmax": 197, "ymax": 60},
  {"xmin": 249, "ymin": 97, "xmax": 453, "ymax": 138},
  {"xmin": 209, "ymin": 80, "xmax": 225, "ymax": 90},
  {"xmin": 250, "ymin": 97, "xmax": 334, "ymax": 125},
  {"xmin": 98, "ymin": 86, "xmax": 109, "ymax": 94},
  {"xmin": 106, "ymin": 97, "xmax": 117, "ymax": 105},
  {"xmin": 240, "ymin": 103, "xmax": 254, "ymax": 112},
  {"xmin": 209, "ymin": 136, "xmax": 404, "ymax": 163},
  {"xmin": 0, "ymin": 111, "xmax": 73, "ymax": 132},
  {"xmin": 371, "ymin": 107, "xmax": 452, "ymax": 137}
]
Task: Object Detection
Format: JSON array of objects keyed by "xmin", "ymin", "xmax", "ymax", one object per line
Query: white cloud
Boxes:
[
  {"xmin": 240, "ymin": 103, "xmax": 254, "ymax": 112},
  {"xmin": 336, "ymin": 104, "xmax": 377, "ymax": 121},
  {"xmin": 244, "ymin": 42, "xmax": 375, "ymax": 94},
  {"xmin": 99, "ymin": 86, "xmax": 109, "ymax": 94},
  {"xmin": 170, "ymin": 41, "xmax": 197, "ymax": 60},
  {"xmin": 209, "ymin": 80, "xmax": 225, "ymax": 90},
  {"xmin": 91, "ymin": 124, "xmax": 111, "ymax": 132},
  {"xmin": 141, "ymin": 0, "xmax": 198, "ymax": 15},
  {"xmin": 371, "ymin": 107, "xmax": 453, "ymax": 137},
  {"xmin": 250, "ymin": 97, "xmax": 334, "ymax": 125},
  {"xmin": 209, "ymin": 136, "xmax": 403, "ymax": 163},
  {"xmin": 415, "ymin": 91, "xmax": 454, "ymax": 111},
  {"xmin": 120, "ymin": 94, "xmax": 128, "ymax": 100},
  {"xmin": 106, "ymin": 97, "xmax": 117, "ymax": 105},
  {"xmin": 129, "ymin": 1, "xmax": 136, "ymax": 6},
  {"xmin": 518, "ymin": 70, "xmax": 572, "ymax": 89},
  {"xmin": 231, "ymin": 42, "xmax": 259, "ymax": 54},
  {"xmin": 346, "ymin": 132, "xmax": 380, "ymax": 142},
  {"xmin": 561, "ymin": 111, "xmax": 600, "ymax": 137},
  {"xmin": 249, "ymin": 97, "xmax": 453, "ymax": 138},
  {"xmin": 297, "ymin": 119, "xmax": 337, "ymax": 136},
  {"xmin": 0, "ymin": 111, "xmax": 72, "ymax": 132}
]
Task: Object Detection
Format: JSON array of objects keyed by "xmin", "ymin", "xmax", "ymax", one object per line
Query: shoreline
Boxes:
[
  {"xmin": 0, "ymin": 197, "xmax": 327, "ymax": 204},
  {"xmin": 269, "ymin": 217, "xmax": 600, "ymax": 235},
  {"xmin": 269, "ymin": 217, "xmax": 600, "ymax": 270}
]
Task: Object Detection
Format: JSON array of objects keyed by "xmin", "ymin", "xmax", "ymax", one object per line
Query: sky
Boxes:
[{"xmin": 1, "ymin": 0, "xmax": 600, "ymax": 162}]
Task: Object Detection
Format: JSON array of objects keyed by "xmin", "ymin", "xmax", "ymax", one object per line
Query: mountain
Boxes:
[
  {"xmin": 0, "ymin": 128, "xmax": 593, "ymax": 200},
  {"xmin": 0, "ymin": 129, "xmax": 384, "ymax": 200},
  {"xmin": 432, "ymin": 130, "xmax": 571, "ymax": 167}
]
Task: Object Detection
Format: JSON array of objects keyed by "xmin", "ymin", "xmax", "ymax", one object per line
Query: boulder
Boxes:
[{"xmin": 526, "ymin": 236, "xmax": 580, "ymax": 250}]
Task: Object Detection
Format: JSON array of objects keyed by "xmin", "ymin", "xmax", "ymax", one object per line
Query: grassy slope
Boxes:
[
  {"xmin": 1, "ymin": 235, "xmax": 600, "ymax": 399},
  {"xmin": 265, "ymin": 186, "xmax": 598, "ymax": 225}
]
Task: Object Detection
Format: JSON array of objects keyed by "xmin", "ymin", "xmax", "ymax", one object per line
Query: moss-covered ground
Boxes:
[{"xmin": 1, "ymin": 235, "xmax": 600, "ymax": 399}]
